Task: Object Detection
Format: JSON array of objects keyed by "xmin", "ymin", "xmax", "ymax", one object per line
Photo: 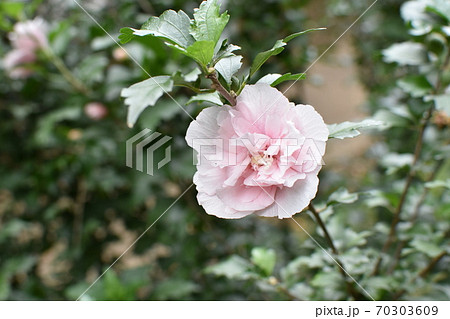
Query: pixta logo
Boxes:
[{"xmin": 126, "ymin": 129, "xmax": 172, "ymax": 175}]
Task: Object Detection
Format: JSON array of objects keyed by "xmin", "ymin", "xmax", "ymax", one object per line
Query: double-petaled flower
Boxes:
[{"xmin": 186, "ymin": 84, "xmax": 328, "ymax": 219}]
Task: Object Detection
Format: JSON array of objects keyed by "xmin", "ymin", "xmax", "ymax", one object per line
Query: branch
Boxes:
[
  {"xmin": 309, "ymin": 204, "xmax": 366, "ymax": 300},
  {"xmin": 387, "ymin": 159, "xmax": 444, "ymax": 274},
  {"xmin": 44, "ymin": 49, "xmax": 92, "ymax": 96},
  {"xmin": 371, "ymin": 46, "xmax": 450, "ymax": 276},
  {"xmin": 206, "ymin": 72, "xmax": 236, "ymax": 106},
  {"xmin": 393, "ymin": 251, "xmax": 447, "ymax": 300}
]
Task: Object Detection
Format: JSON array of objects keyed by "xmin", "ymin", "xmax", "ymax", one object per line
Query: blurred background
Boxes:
[{"xmin": 1, "ymin": 0, "xmax": 448, "ymax": 300}]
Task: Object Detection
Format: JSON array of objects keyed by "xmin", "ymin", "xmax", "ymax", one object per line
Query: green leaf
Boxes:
[
  {"xmin": 190, "ymin": 0, "xmax": 229, "ymax": 45},
  {"xmin": 328, "ymin": 119, "xmax": 384, "ymax": 139},
  {"xmin": 119, "ymin": 10, "xmax": 194, "ymax": 48},
  {"xmin": 430, "ymin": 94, "xmax": 450, "ymax": 113},
  {"xmin": 397, "ymin": 75, "xmax": 433, "ymax": 98},
  {"xmin": 251, "ymin": 247, "xmax": 276, "ymax": 277},
  {"xmin": 154, "ymin": 279, "xmax": 199, "ymax": 300},
  {"xmin": 213, "ymin": 40, "xmax": 241, "ymax": 62},
  {"xmin": 118, "ymin": 27, "xmax": 134, "ymax": 44},
  {"xmin": 426, "ymin": 0, "xmax": 450, "ymax": 21},
  {"xmin": 185, "ymin": 40, "xmax": 215, "ymax": 67},
  {"xmin": 187, "ymin": 92, "xmax": 223, "ymax": 105},
  {"xmin": 183, "ymin": 68, "xmax": 202, "ymax": 82},
  {"xmin": 205, "ymin": 255, "xmax": 256, "ymax": 280},
  {"xmin": 75, "ymin": 54, "xmax": 108, "ymax": 85},
  {"xmin": 250, "ymin": 28, "xmax": 325, "ymax": 77},
  {"xmin": 383, "ymin": 42, "xmax": 427, "ymax": 66},
  {"xmin": 139, "ymin": 100, "xmax": 184, "ymax": 131},
  {"xmin": 256, "ymin": 74, "xmax": 283, "ymax": 85},
  {"xmin": 215, "ymin": 55, "xmax": 243, "ymax": 86},
  {"xmin": 283, "ymin": 28, "xmax": 326, "ymax": 42},
  {"xmin": 250, "ymin": 40, "xmax": 286, "ymax": 77},
  {"xmin": 0, "ymin": 2, "xmax": 24, "ymax": 19},
  {"xmin": 410, "ymin": 239, "xmax": 443, "ymax": 258},
  {"xmin": 373, "ymin": 108, "xmax": 414, "ymax": 128},
  {"xmin": 121, "ymin": 76, "xmax": 174, "ymax": 127},
  {"xmin": 327, "ymin": 187, "xmax": 358, "ymax": 205},
  {"xmin": 425, "ymin": 179, "xmax": 450, "ymax": 189},
  {"xmin": 271, "ymin": 73, "xmax": 306, "ymax": 86},
  {"xmin": 381, "ymin": 153, "xmax": 414, "ymax": 175}
]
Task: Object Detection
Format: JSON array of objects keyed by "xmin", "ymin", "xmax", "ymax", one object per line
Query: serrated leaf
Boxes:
[
  {"xmin": 185, "ymin": 40, "xmax": 215, "ymax": 66},
  {"xmin": 327, "ymin": 187, "xmax": 358, "ymax": 205},
  {"xmin": 121, "ymin": 76, "xmax": 173, "ymax": 127},
  {"xmin": 186, "ymin": 92, "xmax": 223, "ymax": 105},
  {"xmin": 250, "ymin": 28, "xmax": 325, "ymax": 77},
  {"xmin": 215, "ymin": 55, "xmax": 242, "ymax": 85},
  {"xmin": 271, "ymin": 73, "xmax": 306, "ymax": 86},
  {"xmin": 383, "ymin": 42, "xmax": 427, "ymax": 66},
  {"xmin": 120, "ymin": 10, "xmax": 194, "ymax": 48},
  {"xmin": 204, "ymin": 255, "xmax": 256, "ymax": 280},
  {"xmin": 328, "ymin": 119, "xmax": 383, "ymax": 139},
  {"xmin": 251, "ymin": 247, "xmax": 276, "ymax": 277},
  {"xmin": 397, "ymin": 75, "xmax": 433, "ymax": 98},
  {"xmin": 190, "ymin": 0, "xmax": 229, "ymax": 45}
]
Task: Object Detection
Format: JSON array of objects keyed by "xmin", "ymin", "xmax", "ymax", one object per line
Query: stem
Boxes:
[
  {"xmin": 393, "ymin": 251, "xmax": 447, "ymax": 300},
  {"xmin": 206, "ymin": 72, "xmax": 236, "ymax": 106},
  {"xmin": 43, "ymin": 49, "xmax": 91, "ymax": 96},
  {"xmin": 309, "ymin": 204, "xmax": 366, "ymax": 300},
  {"xmin": 387, "ymin": 159, "xmax": 444, "ymax": 274},
  {"xmin": 174, "ymin": 83, "xmax": 215, "ymax": 94},
  {"xmin": 371, "ymin": 47, "xmax": 450, "ymax": 276},
  {"xmin": 73, "ymin": 178, "xmax": 87, "ymax": 248}
]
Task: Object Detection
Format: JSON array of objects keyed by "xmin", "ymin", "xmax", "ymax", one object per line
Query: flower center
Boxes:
[{"xmin": 250, "ymin": 153, "xmax": 273, "ymax": 171}]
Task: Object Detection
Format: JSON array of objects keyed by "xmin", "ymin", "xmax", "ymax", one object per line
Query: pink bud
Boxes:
[{"xmin": 84, "ymin": 102, "xmax": 108, "ymax": 120}]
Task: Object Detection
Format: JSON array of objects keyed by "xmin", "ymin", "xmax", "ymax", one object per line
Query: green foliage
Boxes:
[
  {"xmin": 2, "ymin": 0, "xmax": 449, "ymax": 302},
  {"xmin": 121, "ymin": 76, "xmax": 174, "ymax": 127},
  {"xmin": 190, "ymin": 0, "xmax": 230, "ymax": 45},
  {"xmin": 249, "ymin": 28, "xmax": 325, "ymax": 77},
  {"xmin": 327, "ymin": 119, "xmax": 383, "ymax": 139},
  {"xmin": 119, "ymin": 10, "xmax": 195, "ymax": 47},
  {"xmin": 251, "ymin": 247, "xmax": 276, "ymax": 277}
]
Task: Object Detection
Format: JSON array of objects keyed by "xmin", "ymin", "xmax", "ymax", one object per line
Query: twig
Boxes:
[
  {"xmin": 393, "ymin": 251, "xmax": 447, "ymax": 300},
  {"xmin": 43, "ymin": 49, "xmax": 92, "ymax": 96},
  {"xmin": 73, "ymin": 178, "xmax": 88, "ymax": 248},
  {"xmin": 206, "ymin": 72, "xmax": 236, "ymax": 106},
  {"xmin": 371, "ymin": 46, "xmax": 450, "ymax": 276},
  {"xmin": 309, "ymin": 203, "xmax": 366, "ymax": 300},
  {"xmin": 387, "ymin": 159, "xmax": 444, "ymax": 274}
]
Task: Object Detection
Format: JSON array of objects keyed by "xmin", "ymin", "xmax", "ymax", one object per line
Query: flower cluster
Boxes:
[
  {"xmin": 3, "ymin": 18, "xmax": 49, "ymax": 79},
  {"xmin": 186, "ymin": 84, "xmax": 328, "ymax": 219}
]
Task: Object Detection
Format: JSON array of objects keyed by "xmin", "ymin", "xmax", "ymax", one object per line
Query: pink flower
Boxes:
[
  {"xmin": 2, "ymin": 17, "xmax": 49, "ymax": 79},
  {"xmin": 186, "ymin": 84, "xmax": 328, "ymax": 219},
  {"xmin": 84, "ymin": 102, "xmax": 108, "ymax": 120}
]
